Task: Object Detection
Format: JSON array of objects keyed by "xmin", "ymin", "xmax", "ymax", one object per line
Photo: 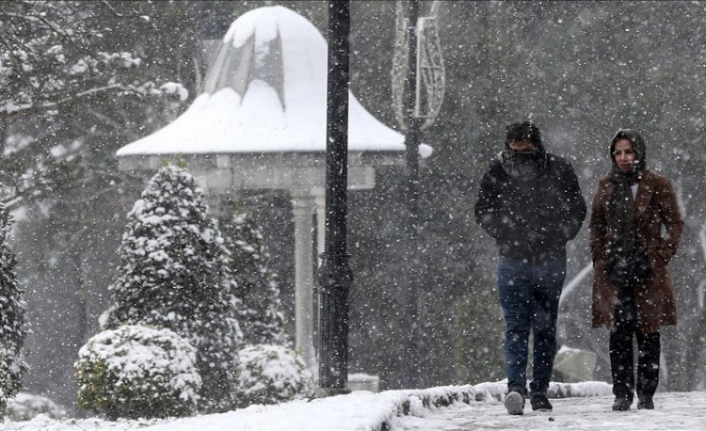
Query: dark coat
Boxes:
[
  {"xmin": 474, "ymin": 153, "xmax": 587, "ymax": 263},
  {"xmin": 589, "ymin": 169, "xmax": 683, "ymax": 334}
]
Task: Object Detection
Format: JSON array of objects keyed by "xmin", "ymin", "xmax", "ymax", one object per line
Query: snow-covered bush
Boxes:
[
  {"xmin": 221, "ymin": 203, "xmax": 290, "ymax": 347},
  {"xmin": 236, "ymin": 344, "xmax": 314, "ymax": 407},
  {"xmin": 0, "ymin": 204, "xmax": 28, "ymax": 417},
  {"xmin": 101, "ymin": 165, "xmax": 242, "ymax": 412},
  {"xmin": 75, "ymin": 325, "xmax": 201, "ymax": 420},
  {"xmin": 6, "ymin": 393, "xmax": 67, "ymax": 421}
]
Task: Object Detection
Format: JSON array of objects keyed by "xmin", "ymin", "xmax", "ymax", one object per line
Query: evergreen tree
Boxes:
[
  {"xmin": 0, "ymin": 204, "xmax": 28, "ymax": 415},
  {"xmin": 221, "ymin": 203, "xmax": 289, "ymax": 347},
  {"xmin": 101, "ymin": 165, "xmax": 242, "ymax": 413}
]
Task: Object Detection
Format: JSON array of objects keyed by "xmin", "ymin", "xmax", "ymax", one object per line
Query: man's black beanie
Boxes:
[{"xmin": 505, "ymin": 121, "xmax": 543, "ymax": 150}]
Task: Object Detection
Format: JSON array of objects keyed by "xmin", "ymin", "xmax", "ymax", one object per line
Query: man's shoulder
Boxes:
[
  {"xmin": 545, "ymin": 153, "xmax": 578, "ymax": 178},
  {"xmin": 485, "ymin": 154, "xmax": 504, "ymax": 173},
  {"xmin": 546, "ymin": 153, "xmax": 574, "ymax": 169}
]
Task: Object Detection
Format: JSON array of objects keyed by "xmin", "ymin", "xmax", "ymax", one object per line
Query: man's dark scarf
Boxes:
[{"xmin": 499, "ymin": 148, "xmax": 548, "ymax": 181}]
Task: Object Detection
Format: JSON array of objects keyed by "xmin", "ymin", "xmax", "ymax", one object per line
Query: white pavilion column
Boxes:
[
  {"xmin": 205, "ymin": 192, "xmax": 222, "ymax": 218},
  {"xmin": 290, "ymin": 189, "xmax": 318, "ymax": 376}
]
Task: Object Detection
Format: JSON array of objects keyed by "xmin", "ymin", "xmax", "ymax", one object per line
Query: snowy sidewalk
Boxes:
[
  {"xmin": 2, "ymin": 382, "xmax": 704, "ymax": 430},
  {"xmin": 395, "ymin": 391, "xmax": 706, "ymax": 431}
]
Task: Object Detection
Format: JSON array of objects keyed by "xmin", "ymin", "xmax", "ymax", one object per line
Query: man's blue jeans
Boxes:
[{"xmin": 498, "ymin": 256, "xmax": 566, "ymax": 395}]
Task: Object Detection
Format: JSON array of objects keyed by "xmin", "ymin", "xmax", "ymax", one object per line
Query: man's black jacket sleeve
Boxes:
[
  {"xmin": 474, "ymin": 167, "xmax": 503, "ymax": 240},
  {"xmin": 558, "ymin": 160, "xmax": 587, "ymax": 242}
]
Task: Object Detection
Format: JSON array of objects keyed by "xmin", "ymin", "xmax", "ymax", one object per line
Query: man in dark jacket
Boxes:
[{"xmin": 474, "ymin": 121, "xmax": 586, "ymax": 415}]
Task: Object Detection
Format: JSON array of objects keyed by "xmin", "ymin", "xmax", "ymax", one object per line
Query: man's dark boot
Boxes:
[
  {"xmin": 637, "ymin": 396, "xmax": 654, "ymax": 410},
  {"xmin": 530, "ymin": 393, "xmax": 553, "ymax": 411},
  {"xmin": 612, "ymin": 397, "xmax": 632, "ymax": 411}
]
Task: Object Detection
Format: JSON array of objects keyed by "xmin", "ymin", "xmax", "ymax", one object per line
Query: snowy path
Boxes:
[
  {"xmin": 3, "ymin": 386, "xmax": 705, "ymax": 430},
  {"xmin": 393, "ymin": 392, "xmax": 706, "ymax": 431}
]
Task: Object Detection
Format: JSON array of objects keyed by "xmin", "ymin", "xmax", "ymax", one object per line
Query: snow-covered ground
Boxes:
[
  {"xmin": 3, "ymin": 381, "xmax": 704, "ymax": 431},
  {"xmin": 396, "ymin": 391, "xmax": 706, "ymax": 431}
]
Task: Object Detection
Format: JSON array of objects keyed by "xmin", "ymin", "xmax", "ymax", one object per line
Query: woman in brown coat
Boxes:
[{"xmin": 589, "ymin": 129, "xmax": 683, "ymax": 411}]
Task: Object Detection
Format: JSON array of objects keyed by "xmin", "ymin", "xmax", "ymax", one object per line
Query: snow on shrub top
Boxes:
[
  {"xmin": 240, "ymin": 346, "xmax": 308, "ymax": 388},
  {"xmin": 6, "ymin": 392, "xmax": 66, "ymax": 421},
  {"xmin": 237, "ymin": 344, "xmax": 313, "ymax": 406},
  {"xmin": 77, "ymin": 325, "xmax": 201, "ymax": 402}
]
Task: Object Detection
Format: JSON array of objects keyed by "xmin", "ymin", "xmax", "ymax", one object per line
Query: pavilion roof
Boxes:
[{"xmin": 117, "ymin": 6, "xmax": 432, "ymax": 158}]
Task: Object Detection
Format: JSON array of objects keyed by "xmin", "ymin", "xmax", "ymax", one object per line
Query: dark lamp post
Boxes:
[
  {"xmin": 401, "ymin": 0, "xmax": 422, "ymax": 389},
  {"xmin": 391, "ymin": 0, "xmax": 444, "ymax": 389},
  {"xmin": 317, "ymin": 0, "xmax": 353, "ymax": 394}
]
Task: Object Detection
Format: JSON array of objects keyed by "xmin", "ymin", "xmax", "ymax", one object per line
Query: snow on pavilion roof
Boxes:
[{"xmin": 117, "ymin": 6, "xmax": 432, "ymax": 158}]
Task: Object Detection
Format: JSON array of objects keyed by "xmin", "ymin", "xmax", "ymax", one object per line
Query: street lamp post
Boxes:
[
  {"xmin": 401, "ymin": 0, "xmax": 422, "ymax": 389},
  {"xmin": 391, "ymin": 0, "xmax": 445, "ymax": 389},
  {"xmin": 318, "ymin": 0, "xmax": 353, "ymax": 394}
]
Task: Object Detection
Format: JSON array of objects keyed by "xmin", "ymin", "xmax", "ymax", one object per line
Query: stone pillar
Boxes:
[
  {"xmin": 290, "ymin": 190, "xmax": 318, "ymax": 376},
  {"xmin": 205, "ymin": 193, "xmax": 222, "ymax": 219}
]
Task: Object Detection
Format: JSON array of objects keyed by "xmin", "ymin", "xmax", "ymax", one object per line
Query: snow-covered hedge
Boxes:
[
  {"xmin": 236, "ymin": 345, "xmax": 314, "ymax": 407},
  {"xmin": 6, "ymin": 392, "xmax": 67, "ymax": 421},
  {"xmin": 75, "ymin": 325, "xmax": 201, "ymax": 420}
]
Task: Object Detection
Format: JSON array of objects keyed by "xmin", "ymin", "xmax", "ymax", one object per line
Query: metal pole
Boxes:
[
  {"xmin": 318, "ymin": 0, "xmax": 353, "ymax": 394},
  {"xmin": 401, "ymin": 0, "xmax": 422, "ymax": 389}
]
